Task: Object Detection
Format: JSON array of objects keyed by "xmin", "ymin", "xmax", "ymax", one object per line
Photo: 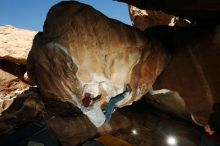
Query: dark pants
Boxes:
[{"xmin": 104, "ymin": 93, "xmax": 125, "ymax": 123}]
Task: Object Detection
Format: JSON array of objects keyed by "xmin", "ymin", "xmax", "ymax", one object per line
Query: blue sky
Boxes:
[{"xmin": 0, "ymin": 0, "xmax": 131, "ymax": 31}]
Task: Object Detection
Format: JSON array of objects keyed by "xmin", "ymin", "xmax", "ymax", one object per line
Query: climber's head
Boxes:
[{"xmin": 82, "ymin": 93, "xmax": 93, "ymax": 107}]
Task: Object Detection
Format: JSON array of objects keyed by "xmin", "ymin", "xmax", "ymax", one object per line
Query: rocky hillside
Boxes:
[
  {"xmin": 0, "ymin": 25, "xmax": 36, "ymax": 113},
  {"xmin": 0, "ymin": 25, "xmax": 37, "ymax": 65}
]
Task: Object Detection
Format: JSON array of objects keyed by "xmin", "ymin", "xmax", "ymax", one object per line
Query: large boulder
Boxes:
[
  {"xmin": 119, "ymin": 0, "xmax": 220, "ymax": 125},
  {"xmin": 27, "ymin": 1, "xmax": 169, "ymax": 107},
  {"xmin": 0, "ymin": 88, "xmax": 131, "ymax": 145},
  {"xmin": 0, "ymin": 25, "xmax": 37, "ymax": 65},
  {"xmin": 148, "ymin": 25, "xmax": 220, "ymax": 125},
  {"xmin": 0, "ymin": 88, "xmax": 97, "ymax": 146}
]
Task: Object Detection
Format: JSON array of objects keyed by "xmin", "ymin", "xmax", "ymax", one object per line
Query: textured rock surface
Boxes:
[
  {"xmin": 129, "ymin": 6, "xmax": 191, "ymax": 31},
  {"xmin": 146, "ymin": 89, "xmax": 189, "ymax": 119},
  {"xmin": 43, "ymin": 101, "xmax": 97, "ymax": 146},
  {"xmin": 118, "ymin": 0, "xmax": 220, "ymax": 125},
  {"xmin": 148, "ymin": 25, "xmax": 220, "ymax": 125},
  {"xmin": 0, "ymin": 25, "xmax": 37, "ymax": 65},
  {"xmin": 118, "ymin": 0, "xmax": 220, "ymax": 22},
  {"xmin": 0, "ymin": 28, "xmax": 32, "ymax": 112},
  {"xmin": 27, "ymin": 1, "xmax": 169, "ymax": 107},
  {"xmin": 0, "ymin": 68, "xmax": 29, "ymax": 114},
  {"xmin": 0, "ymin": 88, "xmax": 131, "ymax": 146},
  {"xmin": 0, "ymin": 88, "xmax": 97, "ymax": 145},
  {"xmin": 0, "ymin": 89, "xmax": 202, "ymax": 146}
]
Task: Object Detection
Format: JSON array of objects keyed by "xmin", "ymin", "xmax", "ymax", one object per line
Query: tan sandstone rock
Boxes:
[
  {"xmin": 0, "ymin": 23, "xmax": 48, "ymax": 117},
  {"xmin": 0, "ymin": 68, "xmax": 29, "ymax": 114},
  {"xmin": 129, "ymin": 6, "xmax": 191, "ymax": 31},
  {"xmin": 27, "ymin": 1, "xmax": 169, "ymax": 107},
  {"xmin": 0, "ymin": 25, "xmax": 37, "ymax": 65}
]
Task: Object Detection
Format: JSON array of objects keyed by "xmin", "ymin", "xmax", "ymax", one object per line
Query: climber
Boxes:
[
  {"xmin": 81, "ymin": 84, "xmax": 132, "ymax": 127},
  {"xmin": 200, "ymin": 103, "xmax": 220, "ymax": 146},
  {"xmin": 104, "ymin": 84, "xmax": 132, "ymax": 124}
]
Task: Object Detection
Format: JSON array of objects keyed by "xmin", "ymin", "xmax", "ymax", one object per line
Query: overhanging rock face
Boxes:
[
  {"xmin": 129, "ymin": 6, "xmax": 191, "ymax": 31},
  {"xmin": 118, "ymin": 0, "xmax": 220, "ymax": 22},
  {"xmin": 27, "ymin": 1, "xmax": 169, "ymax": 107},
  {"xmin": 152, "ymin": 25, "xmax": 220, "ymax": 124}
]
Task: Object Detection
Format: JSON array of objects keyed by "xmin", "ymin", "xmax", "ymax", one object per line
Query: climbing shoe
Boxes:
[{"xmin": 125, "ymin": 84, "xmax": 132, "ymax": 93}]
